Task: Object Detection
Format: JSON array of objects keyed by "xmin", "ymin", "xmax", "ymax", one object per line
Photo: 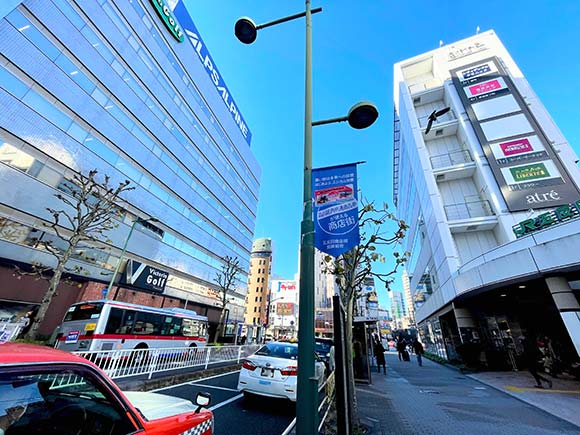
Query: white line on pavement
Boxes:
[
  {"xmin": 150, "ymin": 369, "xmax": 240, "ymax": 392},
  {"xmin": 190, "ymin": 383, "xmax": 239, "ymax": 392},
  {"xmin": 190, "ymin": 370, "xmax": 240, "ymax": 384},
  {"xmin": 208, "ymin": 393, "xmax": 243, "ymax": 411}
]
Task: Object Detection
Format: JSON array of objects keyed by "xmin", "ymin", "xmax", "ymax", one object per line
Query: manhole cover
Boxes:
[{"xmin": 419, "ymin": 389, "xmax": 440, "ymax": 394}]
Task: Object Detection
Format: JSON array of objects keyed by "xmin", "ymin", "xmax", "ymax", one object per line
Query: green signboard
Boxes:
[
  {"xmin": 512, "ymin": 199, "xmax": 580, "ymax": 238},
  {"xmin": 509, "ymin": 162, "xmax": 550, "ymax": 182},
  {"xmin": 150, "ymin": 0, "xmax": 184, "ymax": 42}
]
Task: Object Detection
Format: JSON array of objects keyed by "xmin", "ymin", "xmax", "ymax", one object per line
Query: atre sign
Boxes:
[
  {"xmin": 121, "ymin": 260, "xmax": 169, "ymax": 293},
  {"xmin": 150, "ymin": 0, "xmax": 184, "ymax": 42},
  {"xmin": 513, "ymin": 199, "xmax": 580, "ymax": 238}
]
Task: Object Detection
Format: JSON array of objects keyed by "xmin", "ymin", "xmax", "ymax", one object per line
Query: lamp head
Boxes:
[
  {"xmin": 235, "ymin": 17, "xmax": 258, "ymax": 44},
  {"xmin": 347, "ymin": 102, "xmax": 379, "ymax": 129}
]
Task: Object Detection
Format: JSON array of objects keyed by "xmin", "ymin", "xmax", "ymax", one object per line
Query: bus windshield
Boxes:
[{"xmin": 63, "ymin": 303, "xmax": 103, "ymax": 322}]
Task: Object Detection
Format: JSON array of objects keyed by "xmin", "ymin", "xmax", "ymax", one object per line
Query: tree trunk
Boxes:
[
  {"xmin": 25, "ymin": 240, "xmax": 78, "ymax": 340},
  {"xmin": 344, "ymin": 296, "xmax": 359, "ymax": 429},
  {"xmin": 212, "ymin": 307, "xmax": 226, "ymax": 343},
  {"xmin": 24, "ymin": 262, "xmax": 66, "ymax": 340}
]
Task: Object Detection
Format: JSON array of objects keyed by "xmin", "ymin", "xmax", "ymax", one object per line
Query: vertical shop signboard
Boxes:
[
  {"xmin": 450, "ymin": 57, "xmax": 580, "ymax": 211},
  {"xmin": 312, "ymin": 163, "xmax": 360, "ymax": 257}
]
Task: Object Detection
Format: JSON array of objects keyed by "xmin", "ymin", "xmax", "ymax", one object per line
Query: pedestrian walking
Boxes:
[
  {"xmin": 374, "ymin": 338, "xmax": 386, "ymax": 374},
  {"xmin": 412, "ymin": 337, "xmax": 424, "ymax": 367},
  {"xmin": 520, "ymin": 335, "xmax": 552, "ymax": 389},
  {"xmin": 396, "ymin": 338, "xmax": 407, "ymax": 361},
  {"xmin": 240, "ymin": 335, "xmax": 247, "ymax": 345}
]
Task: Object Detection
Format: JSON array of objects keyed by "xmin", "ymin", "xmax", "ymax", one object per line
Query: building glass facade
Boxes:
[{"xmin": 0, "ymin": 0, "xmax": 260, "ymax": 335}]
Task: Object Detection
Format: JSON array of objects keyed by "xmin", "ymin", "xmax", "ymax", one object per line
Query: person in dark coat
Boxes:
[
  {"xmin": 520, "ymin": 335, "xmax": 552, "ymax": 388},
  {"xmin": 396, "ymin": 338, "xmax": 407, "ymax": 361},
  {"xmin": 412, "ymin": 338, "xmax": 424, "ymax": 367},
  {"xmin": 374, "ymin": 339, "xmax": 386, "ymax": 374}
]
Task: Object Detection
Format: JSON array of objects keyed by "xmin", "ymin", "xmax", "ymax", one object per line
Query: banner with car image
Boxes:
[{"xmin": 312, "ymin": 163, "xmax": 359, "ymax": 257}]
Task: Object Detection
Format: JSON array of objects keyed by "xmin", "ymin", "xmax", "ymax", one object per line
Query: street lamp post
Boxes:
[
  {"xmin": 105, "ymin": 216, "xmax": 158, "ymax": 299},
  {"xmin": 235, "ymin": 4, "xmax": 378, "ymax": 433}
]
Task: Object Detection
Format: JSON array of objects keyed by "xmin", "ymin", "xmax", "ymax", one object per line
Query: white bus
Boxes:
[{"xmin": 55, "ymin": 300, "xmax": 208, "ymax": 353}]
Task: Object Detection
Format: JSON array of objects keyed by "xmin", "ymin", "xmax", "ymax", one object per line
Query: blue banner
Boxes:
[
  {"xmin": 313, "ymin": 163, "xmax": 359, "ymax": 257},
  {"xmin": 173, "ymin": 1, "xmax": 252, "ymax": 145}
]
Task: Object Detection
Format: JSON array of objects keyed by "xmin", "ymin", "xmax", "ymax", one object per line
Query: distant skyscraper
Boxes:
[{"xmin": 402, "ymin": 269, "xmax": 415, "ymax": 326}]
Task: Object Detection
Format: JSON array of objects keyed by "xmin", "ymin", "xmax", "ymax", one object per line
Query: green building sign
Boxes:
[
  {"xmin": 513, "ymin": 199, "xmax": 580, "ymax": 238},
  {"xmin": 150, "ymin": 0, "xmax": 184, "ymax": 42},
  {"xmin": 510, "ymin": 162, "xmax": 549, "ymax": 182}
]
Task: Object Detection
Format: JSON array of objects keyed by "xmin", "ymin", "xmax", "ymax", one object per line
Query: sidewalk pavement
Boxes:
[
  {"xmin": 467, "ymin": 369, "xmax": 580, "ymax": 429},
  {"xmin": 354, "ymin": 351, "xmax": 580, "ymax": 434}
]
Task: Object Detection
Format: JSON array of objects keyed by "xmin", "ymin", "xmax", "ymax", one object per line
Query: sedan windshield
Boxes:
[{"xmin": 255, "ymin": 343, "xmax": 298, "ymax": 360}]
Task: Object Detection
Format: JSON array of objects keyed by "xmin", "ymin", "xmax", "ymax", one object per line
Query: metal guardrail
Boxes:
[
  {"xmin": 0, "ymin": 322, "xmax": 24, "ymax": 343},
  {"xmin": 430, "ymin": 149, "xmax": 472, "ymax": 169},
  {"xmin": 73, "ymin": 344, "xmax": 261, "ymax": 380},
  {"xmin": 444, "ymin": 199, "xmax": 494, "ymax": 221}
]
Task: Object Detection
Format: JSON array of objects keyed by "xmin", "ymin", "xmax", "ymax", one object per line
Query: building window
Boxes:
[
  {"xmin": 253, "ymin": 307, "xmax": 257, "ymax": 312},
  {"xmin": 255, "ymin": 296, "xmax": 258, "ymax": 302},
  {"xmin": 259, "ymin": 297, "xmax": 262, "ymax": 302}
]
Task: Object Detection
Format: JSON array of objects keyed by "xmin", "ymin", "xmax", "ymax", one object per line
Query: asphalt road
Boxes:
[{"xmin": 156, "ymin": 370, "xmax": 297, "ymax": 435}]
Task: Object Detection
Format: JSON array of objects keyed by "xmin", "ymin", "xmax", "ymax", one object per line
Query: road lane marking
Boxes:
[
  {"xmin": 190, "ymin": 370, "xmax": 240, "ymax": 384},
  {"xmin": 190, "ymin": 383, "xmax": 239, "ymax": 392},
  {"xmin": 505, "ymin": 385, "xmax": 580, "ymax": 394},
  {"xmin": 150, "ymin": 370, "xmax": 240, "ymax": 392},
  {"xmin": 208, "ymin": 393, "xmax": 243, "ymax": 411}
]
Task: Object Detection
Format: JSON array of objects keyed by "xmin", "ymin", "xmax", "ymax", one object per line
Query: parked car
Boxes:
[
  {"xmin": 315, "ymin": 338, "xmax": 335, "ymax": 373},
  {"xmin": 0, "ymin": 343, "xmax": 213, "ymax": 435},
  {"xmin": 237, "ymin": 341, "xmax": 326, "ymax": 402}
]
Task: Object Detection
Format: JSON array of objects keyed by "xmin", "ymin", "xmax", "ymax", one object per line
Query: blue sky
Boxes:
[{"xmin": 183, "ymin": 1, "xmax": 580, "ymax": 308}]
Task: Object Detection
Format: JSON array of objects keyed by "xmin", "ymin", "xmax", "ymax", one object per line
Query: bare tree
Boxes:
[
  {"xmin": 322, "ymin": 200, "xmax": 408, "ymax": 429},
  {"xmin": 24, "ymin": 169, "xmax": 133, "ymax": 340},
  {"xmin": 212, "ymin": 255, "xmax": 242, "ymax": 343}
]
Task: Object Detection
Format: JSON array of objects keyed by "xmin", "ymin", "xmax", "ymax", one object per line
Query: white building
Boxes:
[
  {"xmin": 402, "ymin": 269, "xmax": 415, "ymax": 326},
  {"xmin": 393, "ymin": 30, "xmax": 580, "ymax": 367},
  {"xmin": 268, "ymin": 279, "xmax": 298, "ymax": 338}
]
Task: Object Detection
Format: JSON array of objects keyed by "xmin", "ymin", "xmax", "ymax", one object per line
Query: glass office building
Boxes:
[
  {"xmin": 394, "ymin": 31, "xmax": 580, "ymax": 368},
  {"xmin": 0, "ymin": 0, "xmax": 260, "ymax": 335}
]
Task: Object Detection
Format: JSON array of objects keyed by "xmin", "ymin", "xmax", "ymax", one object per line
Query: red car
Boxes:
[{"xmin": 0, "ymin": 343, "xmax": 213, "ymax": 435}]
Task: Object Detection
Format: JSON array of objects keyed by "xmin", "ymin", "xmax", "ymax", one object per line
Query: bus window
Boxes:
[
  {"xmin": 133, "ymin": 312, "xmax": 161, "ymax": 335},
  {"xmin": 104, "ymin": 308, "xmax": 124, "ymax": 334},
  {"xmin": 63, "ymin": 303, "xmax": 103, "ymax": 321},
  {"xmin": 161, "ymin": 316, "xmax": 181, "ymax": 336}
]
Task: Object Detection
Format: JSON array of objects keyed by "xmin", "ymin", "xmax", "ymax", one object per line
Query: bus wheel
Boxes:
[
  {"xmin": 130, "ymin": 344, "xmax": 149, "ymax": 366},
  {"xmin": 186, "ymin": 343, "xmax": 198, "ymax": 362}
]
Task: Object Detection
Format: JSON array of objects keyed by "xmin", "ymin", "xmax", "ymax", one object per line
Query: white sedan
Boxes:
[{"xmin": 237, "ymin": 342, "xmax": 326, "ymax": 402}]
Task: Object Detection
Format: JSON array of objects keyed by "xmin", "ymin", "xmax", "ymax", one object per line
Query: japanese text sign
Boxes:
[{"xmin": 312, "ymin": 163, "xmax": 360, "ymax": 257}]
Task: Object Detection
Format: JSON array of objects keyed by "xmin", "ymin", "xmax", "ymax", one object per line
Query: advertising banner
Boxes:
[
  {"xmin": 173, "ymin": 1, "xmax": 252, "ymax": 145},
  {"xmin": 451, "ymin": 56, "xmax": 580, "ymax": 211},
  {"xmin": 312, "ymin": 163, "xmax": 360, "ymax": 257},
  {"xmin": 121, "ymin": 260, "xmax": 169, "ymax": 293},
  {"xmin": 277, "ymin": 302, "xmax": 295, "ymax": 316}
]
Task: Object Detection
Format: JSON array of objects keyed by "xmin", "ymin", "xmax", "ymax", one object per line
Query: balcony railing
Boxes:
[
  {"xmin": 430, "ymin": 149, "xmax": 473, "ymax": 170},
  {"xmin": 444, "ymin": 200, "xmax": 494, "ymax": 221}
]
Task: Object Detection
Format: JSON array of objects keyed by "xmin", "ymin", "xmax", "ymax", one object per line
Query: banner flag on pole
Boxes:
[{"xmin": 312, "ymin": 163, "xmax": 360, "ymax": 257}]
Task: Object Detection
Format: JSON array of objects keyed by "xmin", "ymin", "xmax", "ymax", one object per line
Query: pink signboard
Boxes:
[
  {"xmin": 500, "ymin": 138, "xmax": 534, "ymax": 156},
  {"xmin": 468, "ymin": 79, "xmax": 502, "ymax": 97}
]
